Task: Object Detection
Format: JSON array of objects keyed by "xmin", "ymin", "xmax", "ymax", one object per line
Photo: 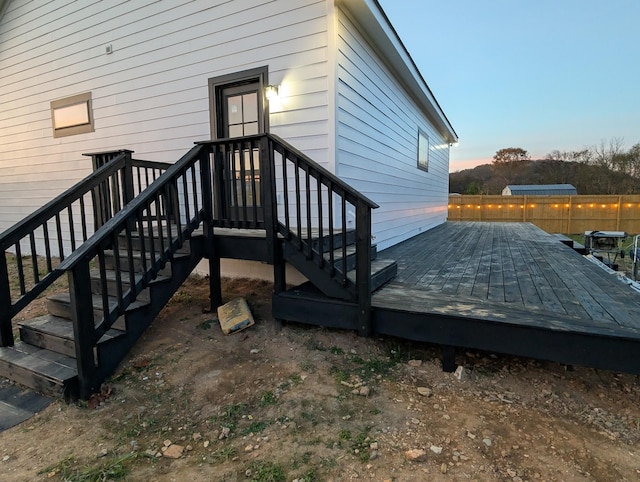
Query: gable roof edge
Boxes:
[{"xmin": 336, "ymin": 0, "xmax": 458, "ymax": 143}]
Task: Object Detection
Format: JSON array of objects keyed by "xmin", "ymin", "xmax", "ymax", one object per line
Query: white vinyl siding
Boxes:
[
  {"xmin": 334, "ymin": 7, "xmax": 450, "ymax": 250},
  {"xmin": 0, "ymin": 0, "xmax": 331, "ymax": 233}
]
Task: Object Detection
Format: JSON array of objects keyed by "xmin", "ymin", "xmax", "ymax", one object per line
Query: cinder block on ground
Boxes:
[{"xmin": 217, "ymin": 298, "xmax": 255, "ymax": 334}]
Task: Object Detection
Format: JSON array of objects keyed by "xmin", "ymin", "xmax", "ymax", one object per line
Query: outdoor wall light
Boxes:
[{"xmin": 265, "ymin": 84, "xmax": 280, "ymax": 100}]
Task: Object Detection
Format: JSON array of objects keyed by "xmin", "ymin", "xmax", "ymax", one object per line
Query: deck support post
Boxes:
[
  {"xmin": 442, "ymin": 345, "xmax": 456, "ymax": 372},
  {"xmin": 199, "ymin": 145, "xmax": 222, "ymax": 310},
  {"xmin": 69, "ymin": 261, "xmax": 97, "ymax": 400},
  {"xmin": 0, "ymin": 251, "xmax": 13, "ymax": 347},
  {"xmin": 356, "ymin": 200, "xmax": 373, "ymax": 336}
]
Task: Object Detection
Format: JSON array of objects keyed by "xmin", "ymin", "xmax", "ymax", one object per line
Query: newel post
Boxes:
[
  {"xmin": 0, "ymin": 251, "xmax": 13, "ymax": 346},
  {"xmin": 83, "ymin": 149, "xmax": 134, "ymax": 230},
  {"xmin": 355, "ymin": 201, "xmax": 373, "ymax": 336},
  {"xmin": 68, "ymin": 261, "xmax": 98, "ymax": 399},
  {"xmin": 199, "ymin": 144, "xmax": 222, "ymax": 309}
]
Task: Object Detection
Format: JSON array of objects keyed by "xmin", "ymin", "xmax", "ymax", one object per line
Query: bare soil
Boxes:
[{"xmin": 1, "ymin": 276, "xmax": 640, "ymax": 481}]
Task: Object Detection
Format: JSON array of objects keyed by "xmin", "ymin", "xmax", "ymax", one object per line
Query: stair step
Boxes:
[
  {"xmin": 0, "ymin": 341, "xmax": 77, "ymax": 398},
  {"xmin": 305, "ymin": 229, "xmax": 356, "ymax": 253},
  {"xmin": 46, "ymin": 292, "xmax": 148, "ymax": 330},
  {"xmin": 117, "ymin": 229, "xmax": 192, "ymax": 254},
  {"xmin": 18, "ymin": 315, "xmax": 126, "ymax": 358},
  {"xmin": 347, "ymin": 259, "xmax": 398, "ymax": 292},
  {"xmin": 103, "ymin": 249, "xmax": 189, "ymax": 275},
  {"xmin": 329, "ymin": 244, "xmax": 378, "ymax": 272},
  {"xmin": 89, "ymin": 269, "xmax": 169, "ymax": 302}
]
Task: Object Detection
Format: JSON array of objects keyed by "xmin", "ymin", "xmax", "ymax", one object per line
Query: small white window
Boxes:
[
  {"xmin": 417, "ymin": 129, "xmax": 429, "ymax": 172},
  {"xmin": 51, "ymin": 92, "xmax": 94, "ymax": 138}
]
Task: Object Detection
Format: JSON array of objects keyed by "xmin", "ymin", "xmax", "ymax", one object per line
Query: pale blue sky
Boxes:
[{"xmin": 378, "ymin": 0, "xmax": 640, "ymax": 171}]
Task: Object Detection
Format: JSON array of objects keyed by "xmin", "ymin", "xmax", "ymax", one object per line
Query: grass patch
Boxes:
[
  {"xmin": 260, "ymin": 390, "xmax": 277, "ymax": 407},
  {"xmin": 246, "ymin": 461, "xmax": 286, "ymax": 482},
  {"xmin": 210, "ymin": 446, "xmax": 237, "ymax": 463},
  {"xmin": 329, "ymin": 346, "xmax": 344, "ymax": 355},
  {"xmin": 241, "ymin": 420, "xmax": 271, "ymax": 436},
  {"xmin": 39, "ymin": 453, "xmax": 135, "ymax": 481},
  {"xmin": 211, "ymin": 402, "xmax": 249, "ymax": 433}
]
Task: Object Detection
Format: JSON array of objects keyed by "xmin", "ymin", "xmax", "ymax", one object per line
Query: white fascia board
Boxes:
[{"xmin": 336, "ymin": 0, "xmax": 458, "ymax": 143}]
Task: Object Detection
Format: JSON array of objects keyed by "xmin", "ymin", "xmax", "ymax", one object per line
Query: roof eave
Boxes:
[{"xmin": 335, "ymin": 0, "xmax": 458, "ymax": 143}]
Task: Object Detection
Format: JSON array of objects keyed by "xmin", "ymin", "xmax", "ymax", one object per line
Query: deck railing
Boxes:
[{"xmin": 0, "ymin": 151, "xmax": 171, "ymax": 346}]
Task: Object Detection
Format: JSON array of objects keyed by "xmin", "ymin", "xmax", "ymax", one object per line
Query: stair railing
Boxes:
[
  {"xmin": 0, "ymin": 151, "xmax": 171, "ymax": 347},
  {"xmin": 198, "ymin": 134, "xmax": 379, "ymax": 334},
  {"xmin": 57, "ymin": 145, "xmax": 209, "ymax": 398},
  {"xmin": 267, "ymin": 134, "xmax": 379, "ymax": 335}
]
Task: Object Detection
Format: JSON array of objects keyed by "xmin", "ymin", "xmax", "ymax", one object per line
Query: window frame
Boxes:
[
  {"xmin": 417, "ymin": 128, "xmax": 429, "ymax": 172},
  {"xmin": 51, "ymin": 92, "xmax": 94, "ymax": 138}
]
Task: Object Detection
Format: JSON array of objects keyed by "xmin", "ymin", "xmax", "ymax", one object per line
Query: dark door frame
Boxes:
[{"xmin": 208, "ymin": 66, "xmax": 270, "ymax": 140}]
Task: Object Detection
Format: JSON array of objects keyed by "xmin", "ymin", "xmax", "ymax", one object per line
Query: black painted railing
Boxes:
[
  {"xmin": 0, "ymin": 151, "xmax": 171, "ymax": 346},
  {"xmin": 1, "ymin": 133, "xmax": 377, "ymax": 398},
  {"xmin": 200, "ymin": 134, "xmax": 378, "ymax": 334},
  {"xmin": 58, "ymin": 145, "xmax": 208, "ymax": 398}
]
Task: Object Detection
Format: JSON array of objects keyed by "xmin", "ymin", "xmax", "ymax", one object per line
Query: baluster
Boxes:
[
  {"xmin": 15, "ymin": 242, "xmax": 25, "ymax": 295},
  {"xmin": 316, "ymin": 176, "xmax": 324, "ymax": 269},
  {"xmin": 43, "ymin": 221, "xmax": 53, "ymax": 272},
  {"xmin": 29, "ymin": 232, "xmax": 39, "ymax": 284}
]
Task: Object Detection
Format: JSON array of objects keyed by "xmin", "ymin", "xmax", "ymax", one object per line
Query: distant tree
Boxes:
[
  {"xmin": 491, "ymin": 147, "xmax": 530, "ymax": 186},
  {"xmin": 492, "ymin": 147, "xmax": 531, "ymax": 164},
  {"xmin": 465, "ymin": 181, "xmax": 482, "ymax": 195},
  {"xmin": 544, "ymin": 149, "xmax": 592, "ymax": 163}
]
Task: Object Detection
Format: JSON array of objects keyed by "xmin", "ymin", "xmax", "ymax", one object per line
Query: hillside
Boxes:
[{"xmin": 450, "ymin": 159, "xmax": 640, "ymax": 195}]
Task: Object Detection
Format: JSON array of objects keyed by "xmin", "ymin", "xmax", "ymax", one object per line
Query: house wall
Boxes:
[
  {"xmin": 334, "ymin": 6, "xmax": 450, "ymax": 250},
  {"xmin": 0, "ymin": 0, "xmax": 333, "ymax": 239}
]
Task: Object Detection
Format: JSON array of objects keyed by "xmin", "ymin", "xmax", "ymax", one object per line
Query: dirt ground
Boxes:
[{"xmin": 1, "ymin": 276, "xmax": 640, "ymax": 482}]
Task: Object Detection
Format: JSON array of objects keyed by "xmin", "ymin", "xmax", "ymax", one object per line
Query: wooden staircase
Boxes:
[
  {"xmin": 1, "ymin": 229, "xmax": 203, "ymax": 399},
  {"xmin": 0, "ymin": 134, "xmax": 397, "ymax": 400}
]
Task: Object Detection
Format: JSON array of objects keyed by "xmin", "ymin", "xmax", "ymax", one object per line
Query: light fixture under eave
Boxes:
[{"xmin": 265, "ymin": 84, "xmax": 280, "ymax": 100}]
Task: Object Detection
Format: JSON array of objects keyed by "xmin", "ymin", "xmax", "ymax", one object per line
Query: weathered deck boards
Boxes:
[{"xmin": 373, "ymin": 222, "xmax": 640, "ymax": 372}]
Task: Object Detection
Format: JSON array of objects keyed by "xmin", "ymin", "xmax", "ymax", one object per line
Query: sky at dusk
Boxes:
[{"xmin": 378, "ymin": 0, "xmax": 640, "ymax": 172}]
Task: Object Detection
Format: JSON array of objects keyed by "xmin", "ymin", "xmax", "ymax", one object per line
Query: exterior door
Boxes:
[{"xmin": 209, "ymin": 68, "xmax": 268, "ymax": 224}]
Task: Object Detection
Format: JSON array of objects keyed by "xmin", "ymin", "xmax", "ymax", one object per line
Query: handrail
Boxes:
[
  {"xmin": 0, "ymin": 151, "xmax": 172, "ymax": 345},
  {"xmin": 60, "ymin": 144, "xmax": 207, "ymax": 398},
  {"xmin": 267, "ymin": 133, "xmax": 379, "ymax": 210},
  {"xmin": 58, "ymin": 146, "xmax": 202, "ymax": 271},
  {"xmin": 0, "ymin": 152, "xmax": 127, "ymax": 249}
]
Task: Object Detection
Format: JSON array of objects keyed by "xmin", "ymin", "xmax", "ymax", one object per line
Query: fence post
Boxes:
[
  {"xmin": 356, "ymin": 200, "xmax": 373, "ymax": 336},
  {"xmin": 0, "ymin": 251, "xmax": 13, "ymax": 347},
  {"xmin": 69, "ymin": 261, "xmax": 97, "ymax": 399}
]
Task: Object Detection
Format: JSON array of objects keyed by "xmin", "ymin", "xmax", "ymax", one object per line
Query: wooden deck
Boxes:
[{"xmin": 370, "ymin": 222, "xmax": 640, "ymax": 373}]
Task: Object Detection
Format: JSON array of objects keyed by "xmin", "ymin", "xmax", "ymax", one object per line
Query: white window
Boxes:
[
  {"xmin": 417, "ymin": 129, "xmax": 429, "ymax": 172},
  {"xmin": 51, "ymin": 92, "xmax": 94, "ymax": 138}
]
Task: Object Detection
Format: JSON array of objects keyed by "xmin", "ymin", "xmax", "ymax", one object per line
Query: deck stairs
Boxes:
[{"xmin": 0, "ymin": 135, "xmax": 397, "ymax": 400}]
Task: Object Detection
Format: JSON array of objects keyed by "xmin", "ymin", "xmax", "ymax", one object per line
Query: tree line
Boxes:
[{"xmin": 450, "ymin": 140, "xmax": 640, "ymax": 195}]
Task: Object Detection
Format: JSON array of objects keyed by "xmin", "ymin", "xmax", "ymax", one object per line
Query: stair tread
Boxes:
[
  {"xmin": 89, "ymin": 268, "xmax": 169, "ymax": 284},
  {"xmin": 18, "ymin": 315, "xmax": 125, "ymax": 342},
  {"xmin": 48, "ymin": 292, "xmax": 150, "ymax": 312},
  {"xmin": 0, "ymin": 342, "xmax": 77, "ymax": 383}
]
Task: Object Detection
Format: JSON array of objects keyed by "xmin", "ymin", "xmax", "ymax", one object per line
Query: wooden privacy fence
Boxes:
[{"xmin": 448, "ymin": 195, "xmax": 640, "ymax": 234}]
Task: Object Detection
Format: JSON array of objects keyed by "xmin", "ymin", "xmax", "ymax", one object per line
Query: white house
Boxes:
[{"xmin": 0, "ymin": 0, "xmax": 457, "ymax": 255}]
